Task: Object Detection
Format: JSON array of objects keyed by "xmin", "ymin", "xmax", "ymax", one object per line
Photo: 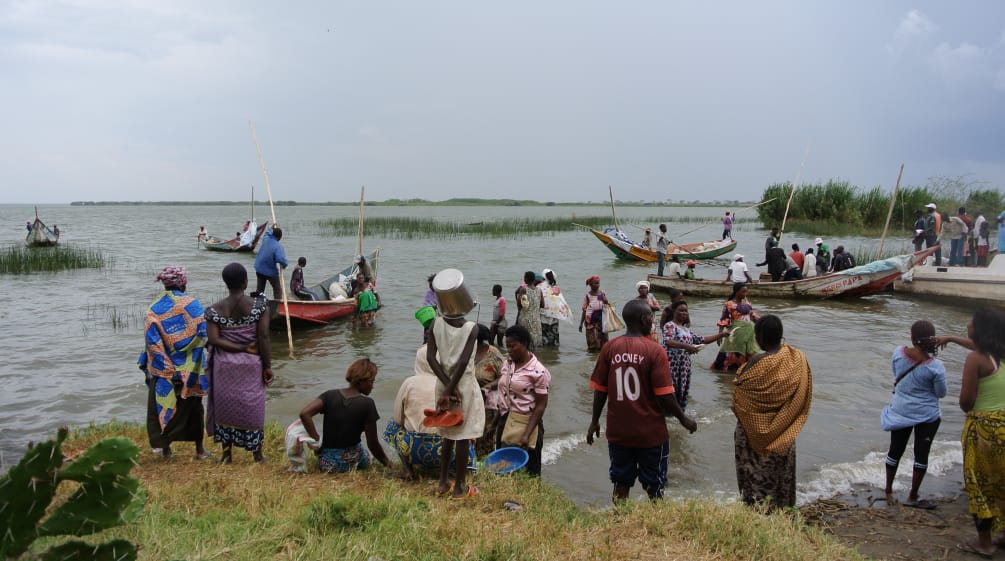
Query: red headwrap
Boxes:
[
  {"xmin": 155, "ymin": 266, "xmax": 188, "ymax": 289},
  {"xmin": 585, "ymin": 275, "xmax": 600, "ymax": 285}
]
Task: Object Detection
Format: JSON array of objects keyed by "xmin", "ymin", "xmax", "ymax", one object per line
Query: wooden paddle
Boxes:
[{"xmin": 248, "ymin": 120, "xmax": 294, "ymax": 358}]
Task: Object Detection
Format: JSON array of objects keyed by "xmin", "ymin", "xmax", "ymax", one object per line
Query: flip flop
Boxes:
[
  {"xmin": 956, "ymin": 542, "xmax": 994, "ymax": 559},
  {"xmin": 194, "ymin": 450, "xmax": 213, "ymax": 460},
  {"xmin": 903, "ymin": 499, "xmax": 937, "ymax": 510},
  {"xmin": 449, "ymin": 484, "xmax": 479, "ymax": 500},
  {"xmin": 423, "ymin": 409, "xmax": 464, "ymax": 428}
]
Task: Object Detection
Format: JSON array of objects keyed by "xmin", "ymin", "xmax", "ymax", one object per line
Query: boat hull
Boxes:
[
  {"xmin": 25, "ymin": 218, "xmax": 58, "ymax": 247},
  {"xmin": 648, "ymin": 247, "xmax": 937, "ymax": 299},
  {"xmin": 894, "ymin": 253, "xmax": 1005, "ymax": 308},
  {"xmin": 590, "ymin": 229, "xmax": 736, "ymax": 262}
]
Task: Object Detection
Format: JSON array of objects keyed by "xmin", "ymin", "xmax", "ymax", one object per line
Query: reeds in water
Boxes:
[
  {"xmin": 317, "ymin": 215, "xmax": 758, "ymax": 239},
  {"xmin": 0, "ymin": 244, "xmax": 108, "ymax": 274}
]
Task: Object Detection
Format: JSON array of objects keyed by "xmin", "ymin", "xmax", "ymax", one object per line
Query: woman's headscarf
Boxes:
[
  {"xmin": 636, "ymin": 280, "xmax": 650, "ymax": 290},
  {"xmin": 155, "ymin": 266, "xmax": 187, "ymax": 289},
  {"xmin": 586, "ymin": 275, "xmax": 600, "ymax": 285}
]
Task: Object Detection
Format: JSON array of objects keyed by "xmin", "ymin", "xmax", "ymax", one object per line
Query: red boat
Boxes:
[{"xmin": 270, "ymin": 249, "xmax": 379, "ymax": 327}]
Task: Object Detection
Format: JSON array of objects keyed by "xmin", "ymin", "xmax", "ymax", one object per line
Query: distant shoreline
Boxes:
[{"xmin": 68, "ymin": 199, "xmax": 750, "ymax": 207}]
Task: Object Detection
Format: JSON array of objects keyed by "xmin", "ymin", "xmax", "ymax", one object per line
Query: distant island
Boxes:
[{"xmin": 70, "ymin": 198, "xmax": 750, "ymax": 207}]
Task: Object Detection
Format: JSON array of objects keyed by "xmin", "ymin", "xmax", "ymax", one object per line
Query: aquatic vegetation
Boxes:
[
  {"xmin": 85, "ymin": 303, "xmax": 143, "ymax": 331},
  {"xmin": 0, "ymin": 244, "xmax": 108, "ymax": 274},
  {"xmin": 317, "ymin": 215, "xmax": 758, "ymax": 239}
]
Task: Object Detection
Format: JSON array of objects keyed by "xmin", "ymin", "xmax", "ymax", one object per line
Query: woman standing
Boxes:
[
  {"xmin": 139, "ymin": 266, "xmax": 209, "ymax": 459},
  {"xmin": 516, "ymin": 271, "xmax": 544, "ymax": 350},
  {"xmin": 579, "ymin": 275, "xmax": 608, "ymax": 351},
  {"xmin": 299, "ymin": 357, "xmax": 390, "ymax": 473},
  {"xmin": 474, "ymin": 324, "xmax": 506, "ymax": 458},
  {"xmin": 662, "ymin": 300, "xmax": 728, "ymax": 410},
  {"xmin": 496, "ymin": 325, "xmax": 551, "ymax": 477},
  {"xmin": 732, "ymin": 315, "xmax": 813, "ymax": 510},
  {"xmin": 205, "ymin": 262, "xmax": 273, "ymax": 464},
  {"xmin": 880, "ymin": 321, "xmax": 947, "ymax": 509},
  {"xmin": 938, "ymin": 309, "xmax": 1005, "ymax": 558},
  {"xmin": 539, "ymin": 269, "xmax": 572, "ymax": 348},
  {"xmin": 711, "ymin": 283, "xmax": 760, "ymax": 372},
  {"xmin": 635, "ymin": 280, "xmax": 662, "ymax": 344}
]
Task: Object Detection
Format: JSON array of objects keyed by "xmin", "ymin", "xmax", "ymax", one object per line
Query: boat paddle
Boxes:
[{"xmin": 249, "ymin": 120, "xmax": 295, "ymax": 358}]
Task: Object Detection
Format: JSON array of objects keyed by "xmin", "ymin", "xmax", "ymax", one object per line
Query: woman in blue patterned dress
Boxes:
[{"xmin": 662, "ymin": 300, "xmax": 727, "ymax": 410}]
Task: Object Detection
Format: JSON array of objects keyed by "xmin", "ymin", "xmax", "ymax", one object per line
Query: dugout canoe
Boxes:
[
  {"xmin": 590, "ymin": 227, "xmax": 736, "ymax": 262},
  {"xmin": 25, "ymin": 210, "xmax": 59, "ymax": 247}
]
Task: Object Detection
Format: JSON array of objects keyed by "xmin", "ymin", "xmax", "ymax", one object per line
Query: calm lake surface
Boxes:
[{"xmin": 0, "ymin": 203, "xmax": 974, "ymax": 507}]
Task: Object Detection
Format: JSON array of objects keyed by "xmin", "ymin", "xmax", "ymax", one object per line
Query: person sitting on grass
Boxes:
[{"xmin": 298, "ymin": 357, "xmax": 391, "ymax": 473}]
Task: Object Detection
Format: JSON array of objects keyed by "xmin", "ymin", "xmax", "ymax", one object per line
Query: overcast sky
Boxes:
[{"xmin": 2, "ymin": 1, "xmax": 1004, "ymax": 204}]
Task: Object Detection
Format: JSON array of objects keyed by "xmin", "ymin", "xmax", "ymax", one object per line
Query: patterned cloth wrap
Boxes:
[
  {"xmin": 733, "ymin": 344, "xmax": 813, "ymax": 455},
  {"xmin": 137, "ymin": 290, "xmax": 208, "ymax": 431},
  {"xmin": 382, "ymin": 420, "xmax": 477, "ymax": 470},
  {"xmin": 318, "ymin": 443, "xmax": 370, "ymax": 473},
  {"xmin": 962, "ymin": 410, "xmax": 1005, "ymax": 532}
]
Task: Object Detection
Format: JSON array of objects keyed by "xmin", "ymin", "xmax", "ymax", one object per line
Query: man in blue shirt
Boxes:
[{"xmin": 254, "ymin": 226, "xmax": 288, "ymax": 298}]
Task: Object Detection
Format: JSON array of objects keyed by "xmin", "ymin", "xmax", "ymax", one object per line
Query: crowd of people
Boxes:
[{"xmin": 140, "ymin": 238, "xmax": 1004, "ymax": 551}]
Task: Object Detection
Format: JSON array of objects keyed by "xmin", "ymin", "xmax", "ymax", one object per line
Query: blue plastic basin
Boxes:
[{"xmin": 485, "ymin": 446, "xmax": 529, "ymax": 474}]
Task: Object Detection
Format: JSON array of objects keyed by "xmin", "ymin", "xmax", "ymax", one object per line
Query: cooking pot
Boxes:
[{"xmin": 432, "ymin": 268, "xmax": 475, "ymax": 318}]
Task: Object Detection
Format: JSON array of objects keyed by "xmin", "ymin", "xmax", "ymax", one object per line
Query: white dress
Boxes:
[{"xmin": 431, "ymin": 318, "xmax": 485, "ymax": 440}]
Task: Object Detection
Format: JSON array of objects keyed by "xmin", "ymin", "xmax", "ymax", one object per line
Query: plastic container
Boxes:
[
  {"xmin": 484, "ymin": 446, "xmax": 530, "ymax": 474},
  {"xmin": 431, "ymin": 268, "xmax": 475, "ymax": 318},
  {"xmin": 414, "ymin": 305, "xmax": 436, "ymax": 327}
]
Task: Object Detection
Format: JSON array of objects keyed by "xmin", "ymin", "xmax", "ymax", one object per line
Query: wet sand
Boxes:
[{"xmin": 802, "ymin": 468, "xmax": 996, "ymax": 561}]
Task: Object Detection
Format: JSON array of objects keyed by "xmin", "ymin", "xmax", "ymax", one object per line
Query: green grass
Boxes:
[
  {"xmin": 22, "ymin": 422, "xmax": 867, "ymax": 561},
  {"xmin": 318, "ymin": 216, "xmax": 758, "ymax": 239},
  {"xmin": 0, "ymin": 244, "xmax": 108, "ymax": 274}
]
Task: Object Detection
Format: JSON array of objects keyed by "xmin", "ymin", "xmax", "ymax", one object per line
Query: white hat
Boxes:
[
  {"xmin": 733, "ymin": 254, "xmax": 744, "ymax": 261},
  {"xmin": 814, "ymin": 237, "xmax": 823, "ymax": 245},
  {"xmin": 636, "ymin": 280, "xmax": 650, "ymax": 290},
  {"xmin": 926, "ymin": 203, "xmax": 937, "ymax": 209}
]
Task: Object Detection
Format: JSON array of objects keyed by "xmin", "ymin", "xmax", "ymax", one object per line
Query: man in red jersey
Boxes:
[{"xmin": 587, "ymin": 299, "xmax": 697, "ymax": 503}]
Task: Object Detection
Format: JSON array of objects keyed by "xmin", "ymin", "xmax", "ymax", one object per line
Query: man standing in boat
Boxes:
[
  {"xmin": 656, "ymin": 224, "xmax": 669, "ymax": 277},
  {"xmin": 253, "ymin": 225, "xmax": 288, "ymax": 299}
]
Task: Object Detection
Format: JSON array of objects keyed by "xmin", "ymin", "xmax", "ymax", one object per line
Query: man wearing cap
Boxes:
[
  {"xmin": 725, "ymin": 254, "xmax": 754, "ymax": 284},
  {"xmin": 814, "ymin": 238, "xmax": 831, "ymax": 276},
  {"xmin": 924, "ymin": 204, "xmax": 941, "ymax": 265}
]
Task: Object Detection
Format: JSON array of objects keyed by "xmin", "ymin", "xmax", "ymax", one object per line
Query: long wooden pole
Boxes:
[
  {"xmin": 608, "ymin": 185, "xmax": 620, "ymax": 231},
  {"xmin": 878, "ymin": 164, "xmax": 905, "ymax": 255},
  {"xmin": 779, "ymin": 145, "xmax": 811, "ymax": 243},
  {"xmin": 248, "ymin": 120, "xmax": 294, "ymax": 357},
  {"xmin": 357, "ymin": 186, "xmax": 365, "ymax": 258}
]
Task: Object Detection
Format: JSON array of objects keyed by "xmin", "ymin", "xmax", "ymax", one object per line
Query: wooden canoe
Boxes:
[
  {"xmin": 648, "ymin": 246, "xmax": 937, "ymax": 299},
  {"xmin": 270, "ymin": 248, "xmax": 380, "ymax": 327},
  {"xmin": 590, "ymin": 227, "xmax": 736, "ymax": 262},
  {"xmin": 201, "ymin": 222, "xmax": 269, "ymax": 252},
  {"xmin": 25, "ymin": 216, "xmax": 59, "ymax": 247}
]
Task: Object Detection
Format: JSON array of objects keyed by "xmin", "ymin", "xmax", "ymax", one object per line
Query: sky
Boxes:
[{"xmin": 2, "ymin": 1, "xmax": 1004, "ymax": 204}]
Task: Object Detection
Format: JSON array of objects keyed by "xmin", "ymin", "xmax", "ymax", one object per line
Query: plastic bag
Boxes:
[{"xmin": 601, "ymin": 303, "xmax": 625, "ymax": 333}]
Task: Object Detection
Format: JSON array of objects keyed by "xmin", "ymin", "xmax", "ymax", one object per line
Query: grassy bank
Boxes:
[{"xmin": 35, "ymin": 422, "xmax": 864, "ymax": 561}]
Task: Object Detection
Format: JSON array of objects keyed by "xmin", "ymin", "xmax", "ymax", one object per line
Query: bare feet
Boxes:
[
  {"xmin": 436, "ymin": 481, "xmax": 453, "ymax": 496},
  {"xmin": 956, "ymin": 541, "xmax": 995, "ymax": 559}
]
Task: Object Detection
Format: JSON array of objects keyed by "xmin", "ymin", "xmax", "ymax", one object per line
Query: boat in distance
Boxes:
[
  {"xmin": 894, "ymin": 252, "xmax": 1005, "ymax": 308},
  {"xmin": 590, "ymin": 227, "xmax": 737, "ymax": 262},
  {"xmin": 201, "ymin": 222, "xmax": 269, "ymax": 252},
  {"xmin": 647, "ymin": 246, "xmax": 937, "ymax": 299}
]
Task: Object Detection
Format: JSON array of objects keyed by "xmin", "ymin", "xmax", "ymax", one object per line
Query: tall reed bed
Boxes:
[
  {"xmin": 318, "ymin": 215, "xmax": 758, "ymax": 239},
  {"xmin": 0, "ymin": 244, "xmax": 108, "ymax": 274},
  {"xmin": 757, "ymin": 180, "xmax": 1004, "ymax": 233}
]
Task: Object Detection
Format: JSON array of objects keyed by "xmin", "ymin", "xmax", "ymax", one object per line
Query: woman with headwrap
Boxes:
[
  {"xmin": 515, "ymin": 271, "xmax": 544, "ymax": 350},
  {"xmin": 579, "ymin": 275, "xmax": 608, "ymax": 351},
  {"xmin": 205, "ymin": 262, "xmax": 273, "ymax": 464},
  {"xmin": 473, "ymin": 324, "xmax": 506, "ymax": 458},
  {"xmin": 138, "ymin": 266, "xmax": 210, "ymax": 459},
  {"xmin": 300, "ymin": 357, "xmax": 390, "ymax": 473},
  {"xmin": 634, "ymin": 280, "xmax": 662, "ymax": 344},
  {"xmin": 711, "ymin": 282, "xmax": 760, "ymax": 372},
  {"xmin": 732, "ymin": 315, "xmax": 812, "ymax": 510}
]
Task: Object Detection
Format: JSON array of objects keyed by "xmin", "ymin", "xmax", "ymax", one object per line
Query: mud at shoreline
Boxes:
[{"xmin": 800, "ymin": 481, "xmax": 995, "ymax": 561}]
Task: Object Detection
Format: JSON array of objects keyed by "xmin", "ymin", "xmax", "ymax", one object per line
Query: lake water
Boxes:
[{"xmin": 0, "ymin": 203, "xmax": 973, "ymax": 507}]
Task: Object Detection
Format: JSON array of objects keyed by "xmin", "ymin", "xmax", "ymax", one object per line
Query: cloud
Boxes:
[{"xmin": 888, "ymin": 9, "xmax": 937, "ymax": 56}]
